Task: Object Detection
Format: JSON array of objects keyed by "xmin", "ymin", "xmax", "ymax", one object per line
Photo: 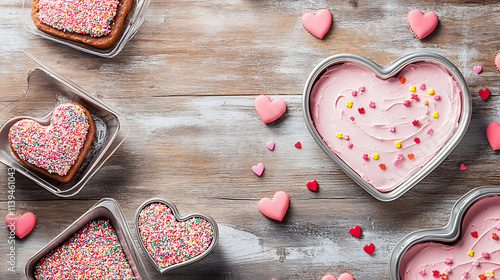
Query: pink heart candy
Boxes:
[
  {"xmin": 252, "ymin": 163, "xmax": 265, "ymax": 176},
  {"xmin": 486, "ymin": 121, "xmax": 500, "ymax": 150},
  {"xmin": 321, "ymin": 275, "xmax": 337, "ymax": 280},
  {"xmin": 337, "ymin": 273, "xmax": 355, "ymax": 280},
  {"xmin": 460, "ymin": 163, "xmax": 467, "ymax": 170},
  {"xmin": 302, "ymin": 9, "xmax": 332, "ymax": 39},
  {"xmin": 5, "ymin": 212, "xmax": 36, "ymax": 239},
  {"xmin": 267, "ymin": 141, "xmax": 275, "ymax": 151},
  {"xmin": 408, "ymin": 10, "xmax": 438, "ymax": 39},
  {"xmin": 473, "ymin": 66, "xmax": 483, "ymax": 74},
  {"xmin": 496, "ymin": 53, "xmax": 500, "ymax": 71},
  {"xmin": 258, "ymin": 191, "xmax": 289, "ymax": 221},
  {"xmin": 254, "ymin": 95, "xmax": 286, "ymax": 124}
]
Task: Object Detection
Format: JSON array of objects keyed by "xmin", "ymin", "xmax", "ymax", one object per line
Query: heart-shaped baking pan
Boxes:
[
  {"xmin": 135, "ymin": 198, "xmax": 219, "ymax": 273},
  {"xmin": 25, "ymin": 198, "xmax": 151, "ymax": 280},
  {"xmin": 390, "ymin": 186, "xmax": 500, "ymax": 280},
  {"xmin": 303, "ymin": 53, "xmax": 471, "ymax": 201}
]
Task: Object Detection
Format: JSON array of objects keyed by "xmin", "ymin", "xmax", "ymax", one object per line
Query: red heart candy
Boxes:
[
  {"xmin": 295, "ymin": 141, "xmax": 302, "ymax": 149},
  {"xmin": 258, "ymin": 191, "xmax": 290, "ymax": 221},
  {"xmin": 478, "ymin": 88, "xmax": 490, "ymax": 100},
  {"xmin": 306, "ymin": 180, "xmax": 318, "ymax": 191},
  {"xmin": 254, "ymin": 95, "xmax": 286, "ymax": 124},
  {"xmin": 363, "ymin": 243, "xmax": 375, "ymax": 255},
  {"xmin": 471, "ymin": 231, "xmax": 478, "ymax": 238},
  {"xmin": 349, "ymin": 225, "xmax": 361, "ymax": 237},
  {"xmin": 5, "ymin": 212, "xmax": 36, "ymax": 239},
  {"xmin": 301, "ymin": 9, "xmax": 332, "ymax": 39},
  {"xmin": 408, "ymin": 10, "xmax": 438, "ymax": 39},
  {"xmin": 486, "ymin": 121, "xmax": 500, "ymax": 150}
]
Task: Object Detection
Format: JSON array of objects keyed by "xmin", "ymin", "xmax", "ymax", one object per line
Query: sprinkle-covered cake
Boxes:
[
  {"xmin": 310, "ymin": 61, "xmax": 462, "ymax": 192},
  {"xmin": 138, "ymin": 202, "xmax": 214, "ymax": 268},
  {"xmin": 34, "ymin": 219, "xmax": 136, "ymax": 279},
  {"xmin": 31, "ymin": 0, "xmax": 133, "ymax": 49},
  {"xmin": 8, "ymin": 102, "xmax": 95, "ymax": 183}
]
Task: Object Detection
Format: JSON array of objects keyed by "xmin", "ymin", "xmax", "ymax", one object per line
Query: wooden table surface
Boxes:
[{"xmin": 2, "ymin": 0, "xmax": 500, "ymax": 279}]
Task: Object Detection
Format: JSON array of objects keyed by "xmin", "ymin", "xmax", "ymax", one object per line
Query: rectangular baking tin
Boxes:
[
  {"xmin": 0, "ymin": 52, "xmax": 129, "ymax": 197},
  {"xmin": 25, "ymin": 198, "xmax": 151, "ymax": 280},
  {"xmin": 22, "ymin": 0, "xmax": 150, "ymax": 58},
  {"xmin": 389, "ymin": 185, "xmax": 500, "ymax": 279},
  {"xmin": 302, "ymin": 53, "xmax": 472, "ymax": 201}
]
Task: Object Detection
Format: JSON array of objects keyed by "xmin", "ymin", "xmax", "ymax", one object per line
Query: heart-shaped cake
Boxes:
[
  {"xmin": 8, "ymin": 102, "xmax": 95, "ymax": 183},
  {"xmin": 398, "ymin": 193, "xmax": 500, "ymax": 280},
  {"xmin": 137, "ymin": 201, "xmax": 217, "ymax": 271},
  {"xmin": 306, "ymin": 54, "xmax": 469, "ymax": 197},
  {"xmin": 34, "ymin": 219, "xmax": 135, "ymax": 279}
]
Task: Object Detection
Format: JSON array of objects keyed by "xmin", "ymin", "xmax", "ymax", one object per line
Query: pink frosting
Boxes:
[
  {"xmin": 310, "ymin": 62, "xmax": 462, "ymax": 192},
  {"xmin": 400, "ymin": 195, "xmax": 500, "ymax": 279}
]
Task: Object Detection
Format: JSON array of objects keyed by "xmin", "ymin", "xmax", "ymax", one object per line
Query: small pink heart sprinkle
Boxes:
[
  {"xmin": 347, "ymin": 143, "xmax": 353, "ymax": 149},
  {"xmin": 393, "ymin": 159, "xmax": 402, "ymax": 167},
  {"xmin": 460, "ymin": 163, "xmax": 467, "ymax": 170},
  {"xmin": 358, "ymin": 86, "xmax": 365, "ymax": 92},
  {"xmin": 266, "ymin": 141, "xmax": 275, "ymax": 151},
  {"xmin": 482, "ymin": 252, "xmax": 489, "ymax": 258},
  {"xmin": 427, "ymin": 128, "xmax": 434, "ymax": 135},
  {"xmin": 397, "ymin": 153, "xmax": 404, "ymax": 160},
  {"xmin": 351, "ymin": 90, "xmax": 357, "ymax": 96},
  {"xmin": 495, "ymin": 223, "xmax": 500, "ymax": 230},
  {"xmin": 433, "ymin": 95, "xmax": 440, "ymax": 100},
  {"xmin": 321, "ymin": 275, "xmax": 337, "ymax": 280},
  {"xmin": 419, "ymin": 83, "xmax": 426, "ymax": 90},
  {"xmin": 362, "ymin": 154, "xmax": 368, "ymax": 160},
  {"xmin": 389, "ymin": 126, "xmax": 396, "ymax": 132},
  {"xmin": 369, "ymin": 101, "xmax": 375, "ymax": 108},
  {"xmin": 419, "ymin": 269, "xmax": 426, "ymax": 276},
  {"xmin": 411, "ymin": 94, "xmax": 418, "ymax": 100},
  {"xmin": 444, "ymin": 267, "xmax": 451, "ymax": 273},
  {"xmin": 343, "ymin": 135, "xmax": 350, "ymax": 140},
  {"xmin": 252, "ymin": 163, "xmax": 265, "ymax": 176},
  {"xmin": 444, "ymin": 258, "xmax": 452, "ymax": 264},
  {"xmin": 473, "ymin": 66, "xmax": 483, "ymax": 74},
  {"xmin": 403, "ymin": 100, "xmax": 411, "ymax": 106},
  {"xmin": 472, "ymin": 260, "xmax": 479, "ymax": 266},
  {"xmin": 349, "ymin": 116, "xmax": 355, "ymax": 121},
  {"xmin": 462, "ymin": 271, "xmax": 469, "ymax": 278}
]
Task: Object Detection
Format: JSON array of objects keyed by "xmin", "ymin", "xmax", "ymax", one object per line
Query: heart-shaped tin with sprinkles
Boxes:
[
  {"xmin": 135, "ymin": 198, "xmax": 219, "ymax": 273},
  {"xmin": 303, "ymin": 53, "xmax": 471, "ymax": 201}
]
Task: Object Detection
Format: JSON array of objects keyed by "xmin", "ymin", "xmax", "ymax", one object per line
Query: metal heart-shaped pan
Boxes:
[
  {"xmin": 389, "ymin": 186, "xmax": 500, "ymax": 279},
  {"xmin": 302, "ymin": 53, "xmax": 471, "ymax": 201},
  {"xmin": 135, "ymin": 198, "xmax": 219, "ymax": 273}
]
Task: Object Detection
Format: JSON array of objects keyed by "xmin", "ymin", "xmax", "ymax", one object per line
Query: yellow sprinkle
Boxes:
[
  {"xmin": 372, "ymin": 154, "xmax": 379, "ymax": 160},
  {"xmin": 428, "ymin": 89, "xmax": 435, "ymax": 95},
  {"xmin": 468, "ymin": 250, "xmax": 474, "ymax": 257},
  {"xmin": 395, "ymin": 141, "xmax": 401, "ymax": 148},
  {"xmin": 409, "ymin": 86, "xmax": 416, "ymax": 92},
  {"xmin": 346, "ymin": 101, "xmax": 353, "ymax": 108},
  {"xmin": 336, "ymin": 133, "xmax": 343, "ymax": 139},
  {"xmin": 422, "ymin": 99, "xmax": 428, "ymax": 106},
  {"xmin": 485, "ymin": 271, "xmax": 494, "ymax": 277},
  {"xmin": 432, "ymin": 112, "xmax": 439, "ymax": 118}
]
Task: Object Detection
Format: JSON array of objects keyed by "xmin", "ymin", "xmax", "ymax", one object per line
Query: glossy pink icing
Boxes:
[
  {"xmin": 310, "ymin": 62, "xmax": 462, "ymax": 192},
  {"xmin": 400, "ymin": 195, "xmax": 500, "ymax": 279}
]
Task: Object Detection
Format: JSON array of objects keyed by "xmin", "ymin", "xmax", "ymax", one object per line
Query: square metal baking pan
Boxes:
[{"xmin": 25, "ymin": 198, "xmax": 151, "ymax": 280}]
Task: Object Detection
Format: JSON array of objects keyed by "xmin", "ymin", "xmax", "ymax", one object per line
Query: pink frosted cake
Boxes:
[
  {"xmin": 310, "ymin": 62, "xmax": 462, "ymax": 192},
  {"xmin": 400, "ymin": 195, "xmax": 500, "ymax": 280},
  {"xmin": 34, "ymin": 219, "xmax": 135, "ymax": 279}
]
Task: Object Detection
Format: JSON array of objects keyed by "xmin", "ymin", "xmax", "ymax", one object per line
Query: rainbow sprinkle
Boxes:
[
  {"xmin": 37, "ymin": 0, "xmax": 120, "ymax": 37},
  {"xmin": 138, "ymin": 203, "xmax": 214, "ymax": 268},
  {"xmin": 9, "ymin": 103, "xmax": 90, "ymax": 176},
  {"xmin": 34, "ymin": 219, "xmax": 135, "ymax": 279}
]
